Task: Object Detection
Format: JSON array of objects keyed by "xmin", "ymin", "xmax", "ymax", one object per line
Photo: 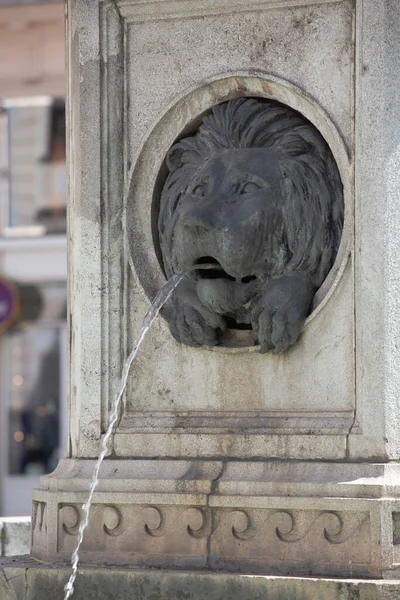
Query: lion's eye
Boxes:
[
  {"xmin": 240, "ymin": 181, "xmax": 261, "ymax": 195},
  {"xmin": 192, "ymin": 184, "xmax": 206, "ymax": 197}
]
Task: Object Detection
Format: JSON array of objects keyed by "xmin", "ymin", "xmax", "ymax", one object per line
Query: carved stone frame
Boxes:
[{"xmin": 68, "ymin": 0, "xmax": 359, "ymax": 460}]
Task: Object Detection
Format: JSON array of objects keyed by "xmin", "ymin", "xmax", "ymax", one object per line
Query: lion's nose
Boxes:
[{"xmin": 183, "ymin": 207, "xmax": 228, "ymax": 233}]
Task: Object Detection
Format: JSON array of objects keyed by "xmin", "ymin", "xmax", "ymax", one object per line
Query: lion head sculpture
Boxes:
[{"xmin": 158, "ymin": 97, "xmax": 344, "ymax": 353}]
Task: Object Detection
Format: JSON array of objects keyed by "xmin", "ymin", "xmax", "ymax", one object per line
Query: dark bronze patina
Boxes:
[{"xmin": 158, "ymin": 98, "xmax": 344, "ymax": 353}]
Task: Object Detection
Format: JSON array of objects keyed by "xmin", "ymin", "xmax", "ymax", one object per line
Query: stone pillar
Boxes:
[{"xmin": 31, "ymin": 0, "xmax": 400, "ymax": 590}]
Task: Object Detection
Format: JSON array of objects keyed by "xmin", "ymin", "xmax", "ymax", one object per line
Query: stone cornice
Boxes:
[{"xmin": 114, "ymin": 0, "xmax": 343, "ymax": 21}]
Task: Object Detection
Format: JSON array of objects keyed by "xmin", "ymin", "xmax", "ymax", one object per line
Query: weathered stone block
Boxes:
[
  {"xmin": 2, "ymin": 557, "xmax": 400, "ymax": 600},
  {"xmin": 0, "ymin": 518, "xmax": 30, "ymax": 557}
]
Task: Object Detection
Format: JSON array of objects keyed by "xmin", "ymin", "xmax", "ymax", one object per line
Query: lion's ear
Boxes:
[{"xmin": 166, "ymin": 144, "xmax": 185, "ymax": 172}]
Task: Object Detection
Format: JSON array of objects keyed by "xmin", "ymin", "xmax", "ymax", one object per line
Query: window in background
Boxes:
[
  {"xmin": 5, "ymin": 281, "xmax": 66, "ymax": 476},
  {"xmin": 0, "ymin": 97, "xmax": 66, "ymax": 236}
]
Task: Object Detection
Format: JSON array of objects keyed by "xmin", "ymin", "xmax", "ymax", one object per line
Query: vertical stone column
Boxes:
[
  {"xmin": 67, "ymin": 0, "xmax": 103, "ymax": 460},
  {"xmin": 350, "ymin": 0, "xmax": 400, "ymax": 461},
  {"xmin": 67, "ymin": 0, "xmax": 125, "ymax": 460},
  {"xmin": 30, "ymin": 0, "xmax": 400, "ymax": 588}
]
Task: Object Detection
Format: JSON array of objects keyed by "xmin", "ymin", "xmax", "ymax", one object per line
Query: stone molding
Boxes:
[
  {"xmin": 115, "ymin": 0, "xmax": 344, "ymax": 21},
  {"xmin": 32, "ymin": 497, "xmax": 375, "ymax": 576},
  {"xmin": 50, "ymin": 503, "xmax": 370, "ymax": 575},
  {"xmin": 31, "ymin": 459, "xmax": 400, "ymax": 577}
]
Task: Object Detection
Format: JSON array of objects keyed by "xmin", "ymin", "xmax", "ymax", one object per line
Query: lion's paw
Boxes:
[
  {"xmin": 251, "ymin": 274, "xmax": 315, "ymax": 354},
  {"xmin": 170, "ymin": 305, "xmax": 226, "ymax": 347}
]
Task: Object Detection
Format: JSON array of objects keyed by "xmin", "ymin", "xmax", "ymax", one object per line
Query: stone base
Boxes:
[
  {"xmin": 31, "ymin": 459, "xmax": 400, "ymax": 579},
  {"xmin": 0, "ymin": 518, "xmax": 31, "ymax": 557},
  {"xmin": 1, "ymin": 557, "xmax": 400, "ymax": 600}
]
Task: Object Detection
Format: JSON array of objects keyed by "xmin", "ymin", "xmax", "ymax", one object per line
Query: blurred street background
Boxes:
[{"xmin": 0, "ymin": 0, "xmax": 67, "ymax": 516}]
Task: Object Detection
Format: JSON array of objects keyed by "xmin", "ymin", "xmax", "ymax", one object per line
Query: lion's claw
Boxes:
[
  {"xmin": 169, "ymin": 279, "xmax": 226, "ymax": 347},
  {"xmin": 252, "ymin": 274, "xmax": 315, "ymax": 354},
  {"xmin": 171, "ymin": 306, "xmax": 220, "ymax": 347}
]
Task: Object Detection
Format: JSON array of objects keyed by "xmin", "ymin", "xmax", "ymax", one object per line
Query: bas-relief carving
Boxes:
[
  {"xmin": 32, "ymin": 501, "xmax": 47, "ymax": 533},
  {"xmin": 32, "ymin": 500, "xmax": 48, "ymax": 550},
  {"xmin": 211, "ymin": 508, "xmax": 371, "ymax": 574},
  {"xmin": 103, "ymin": 505, "xmax": 124, "ymax": 536},
  {"xmin": 215, "ymin": 508, "xmax": 369, "ymax": 546},
  {"xmin": 158, "ymin": 98, "xmax": 343, "ymax": 353},
  {"xmin": 56, "ymin": 503, "xmax": 370, "ymax": 575},
  {"xmin": 58, "ymin": 504, "xmax": 210, "ymax": 566},
  {"xmin": 393, "ymin": 512, "xmax": 400, "ymax": 545},
  {"xmin": 61, "ymin": 504, "xmax": 81, "ymax": 536}
]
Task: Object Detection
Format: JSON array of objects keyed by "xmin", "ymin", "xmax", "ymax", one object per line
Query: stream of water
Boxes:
[{"xmin": 63, "ymin": 273, "xmax": 183, "ymax": 600}]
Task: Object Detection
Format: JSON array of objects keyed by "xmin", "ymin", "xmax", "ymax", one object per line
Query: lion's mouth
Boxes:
[{"xmin": 193, "ymin": 256, "xmax": 256, "ymax": 284}]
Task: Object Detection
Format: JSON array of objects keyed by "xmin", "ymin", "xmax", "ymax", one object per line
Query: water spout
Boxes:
[{"xmin": 63, "ymin": 272, "xmax": 182, "ymax": 600}]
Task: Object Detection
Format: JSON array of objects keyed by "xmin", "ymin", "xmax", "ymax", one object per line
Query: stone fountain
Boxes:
[{"xmin": 2, "ymin": 0, "xmax": 400, "ymax": 598}]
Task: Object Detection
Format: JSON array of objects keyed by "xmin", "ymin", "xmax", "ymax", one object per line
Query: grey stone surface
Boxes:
[
  {"xmin": 2, "ymin": 557, "xmax": 400, "ymax": 600},
  {"xmin": 0, "ymin": 518, "xmax": 30, "ymax": 557}
]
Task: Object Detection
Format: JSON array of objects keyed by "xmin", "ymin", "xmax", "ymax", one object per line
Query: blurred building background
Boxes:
[{"xmin": 0, "ymin": 0, "xmax": 67, "ymax": 516}]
